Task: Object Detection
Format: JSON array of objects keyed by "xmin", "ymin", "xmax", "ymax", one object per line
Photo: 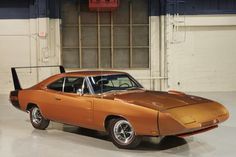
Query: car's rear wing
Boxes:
[{"xmin": 11, "ymin": 65, "xmax": 65, "ymax": 90}]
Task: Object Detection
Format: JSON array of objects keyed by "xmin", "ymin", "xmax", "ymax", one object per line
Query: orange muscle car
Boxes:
[{"xmin": 10, "ymin": 66, "xmax": 229, "ymax": 149}]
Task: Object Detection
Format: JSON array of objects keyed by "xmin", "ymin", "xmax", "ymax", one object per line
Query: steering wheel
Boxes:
[
  {"xmin": 119, "ymin": 83, "xmax": 130, "ymax": 88},
  {"xmin": 96, "ymin": 79, "xmax": 108, "ymax": 85}
]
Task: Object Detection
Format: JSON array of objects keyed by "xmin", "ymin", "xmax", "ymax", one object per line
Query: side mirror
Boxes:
[{"xmin": 77, "ymin": 88, "xmax": 84, "ymax": 96}]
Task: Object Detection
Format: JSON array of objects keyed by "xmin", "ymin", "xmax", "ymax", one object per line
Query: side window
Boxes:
[
  {"xmin": 64, "ymin": 77, "xmax": 84, "ymax": 93},
  {"xmin": 48, "ymin": 77, "xmax": 90, "ymax": 94},
  {"xmin": 47, "ymin": 78, "xmax": 64, "ymax": 91}
]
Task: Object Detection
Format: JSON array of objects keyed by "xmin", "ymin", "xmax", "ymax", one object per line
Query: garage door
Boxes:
[
  {"xmin": 167, "ymin": 16, "xmax": 236, "ymax": 91},
  {"xmin": 61, "ymin": 0, "xmax": 150, "ymax": 69}
]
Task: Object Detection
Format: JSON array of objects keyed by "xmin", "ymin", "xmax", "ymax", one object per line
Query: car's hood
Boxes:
[{"xmin": 102, "ymin": 90, "xmax": 211, "ymax": 111}]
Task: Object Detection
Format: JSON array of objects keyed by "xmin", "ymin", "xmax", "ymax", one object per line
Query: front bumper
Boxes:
[{"xmin": 158, "ymin": 102, "xmax": 229, "ymax": 136}]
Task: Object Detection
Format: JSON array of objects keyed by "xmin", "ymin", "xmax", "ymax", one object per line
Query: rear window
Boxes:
[{"xmin": 47, "ymin": 78, "xmax": 64, "ymax": 91}]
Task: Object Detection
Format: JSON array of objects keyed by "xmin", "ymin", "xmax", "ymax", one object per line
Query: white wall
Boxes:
[
  {"xmin": 0, "ymin": 19, "xmax": 35, "ymax": 93},
  {"xmin": 0, "ymin": 18, "xmax": 61, "ymax": 94},
  {"xmin": 166, "ymin": 15, "xmax": 236, "ymax": 92}
]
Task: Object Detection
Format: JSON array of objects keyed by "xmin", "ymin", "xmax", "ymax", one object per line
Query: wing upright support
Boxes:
[{"xmin": 11, "ymin": 65, "xmax": 65, "ymax": 90}]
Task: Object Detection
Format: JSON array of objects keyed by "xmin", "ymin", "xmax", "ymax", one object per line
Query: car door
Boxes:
[{"xmin": 43, "ymin": 77, "xmax": 94, "ymax": 128}]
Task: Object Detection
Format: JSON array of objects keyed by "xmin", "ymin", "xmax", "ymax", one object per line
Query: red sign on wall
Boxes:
[{"xmin": 89, "ymin": 0, "xmax": 119, "ymax": 12}]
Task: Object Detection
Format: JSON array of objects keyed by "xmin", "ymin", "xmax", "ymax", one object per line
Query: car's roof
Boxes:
[
  {"xmin": 32, "ymin": 70, "xmax": 129, "ymax": 89},
  {"xmin": 64, "ymin": 70, "xmax": 127, "ymax": 77}
]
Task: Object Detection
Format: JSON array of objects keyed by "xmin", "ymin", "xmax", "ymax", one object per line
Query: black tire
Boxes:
[
  {"xmin": 29, "ymin": 106, "xmax": 50, "ymax": 130},
  {"xmin": 108, "ymin": 118, "xmax": 141, "ymax": 149}
]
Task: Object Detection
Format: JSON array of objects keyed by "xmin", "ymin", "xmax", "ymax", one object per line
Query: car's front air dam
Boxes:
[
  {"xmin": 158, "ymin": 102, "xmax": 229, "ymax": 136},
  {"xmin": 177, "ymin": 125, "xmax": 218, "ymax": 138}
]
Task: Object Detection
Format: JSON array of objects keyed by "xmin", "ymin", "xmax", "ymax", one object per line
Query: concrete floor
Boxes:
[{"xmin": 0, "ymin": 92, "xmax": 235, "ymax": 157}]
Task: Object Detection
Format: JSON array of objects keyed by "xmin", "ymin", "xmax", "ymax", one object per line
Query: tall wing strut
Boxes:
[{"xmin": 11, "ymin": 65, "xmax": 65, "ymax": 90}]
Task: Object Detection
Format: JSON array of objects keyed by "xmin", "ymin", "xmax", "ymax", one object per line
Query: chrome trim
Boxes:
[
  {"xmin": 86, "ymin": 77, "xmax": 95, "ymax": 94},
  {"xmin": 62, "ymin": 77, "xmax": 66, "ymax": 92}
]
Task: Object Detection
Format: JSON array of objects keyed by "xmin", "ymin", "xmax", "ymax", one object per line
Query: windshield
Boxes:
[{"xmin": 88, "ymin": 74, "xmax": 142, "ymax": 94}]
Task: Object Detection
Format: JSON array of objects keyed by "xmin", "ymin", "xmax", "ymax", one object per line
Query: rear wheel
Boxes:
[
  {"xmin": 30, "ymin": 106, "xmax": 50, "ymax": 130},
  {"xmin": 108, "ymin": 118, "xmax": 141, "ymax": 149}
]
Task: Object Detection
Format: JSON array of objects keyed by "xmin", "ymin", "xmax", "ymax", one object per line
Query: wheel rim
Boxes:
[
  {"xmin": 113, "ymin": 120, "xmax": 134, "ymax": 145},
  {"xmin": 32, "ymin": 107, "xmax": 42, "ymax": 125}
]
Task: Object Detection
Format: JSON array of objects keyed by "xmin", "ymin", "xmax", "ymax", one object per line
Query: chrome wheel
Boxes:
[
  {"xmin": 113, "ymin": 120, "xmax": 134, "ymax": 145},
  {"xmin": 29, "ymin": 105, "xmax": 50, "ymax": 130},
  {"xmin": 32, "ymin": 107, "xmax": 42, "ymax": 125}
]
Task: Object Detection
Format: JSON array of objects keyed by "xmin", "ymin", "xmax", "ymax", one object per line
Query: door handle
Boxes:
[{"xmin": 55, "ymin": 97, "xmax": 61, "ymax": 101}]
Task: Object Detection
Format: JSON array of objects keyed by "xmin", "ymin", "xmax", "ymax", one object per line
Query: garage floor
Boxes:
[{"xmin": 0, "ymin": 92, "xmax": 235, "ymax": 157}]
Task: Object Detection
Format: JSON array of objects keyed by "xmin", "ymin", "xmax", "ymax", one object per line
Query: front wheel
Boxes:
[
  {"xmin": 30, "ymin": 106, "xmax": 50, "ymax": 130},
  {"xmin": 109, "ymin": 118, "xmax": 141, "ymax": 149}
]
